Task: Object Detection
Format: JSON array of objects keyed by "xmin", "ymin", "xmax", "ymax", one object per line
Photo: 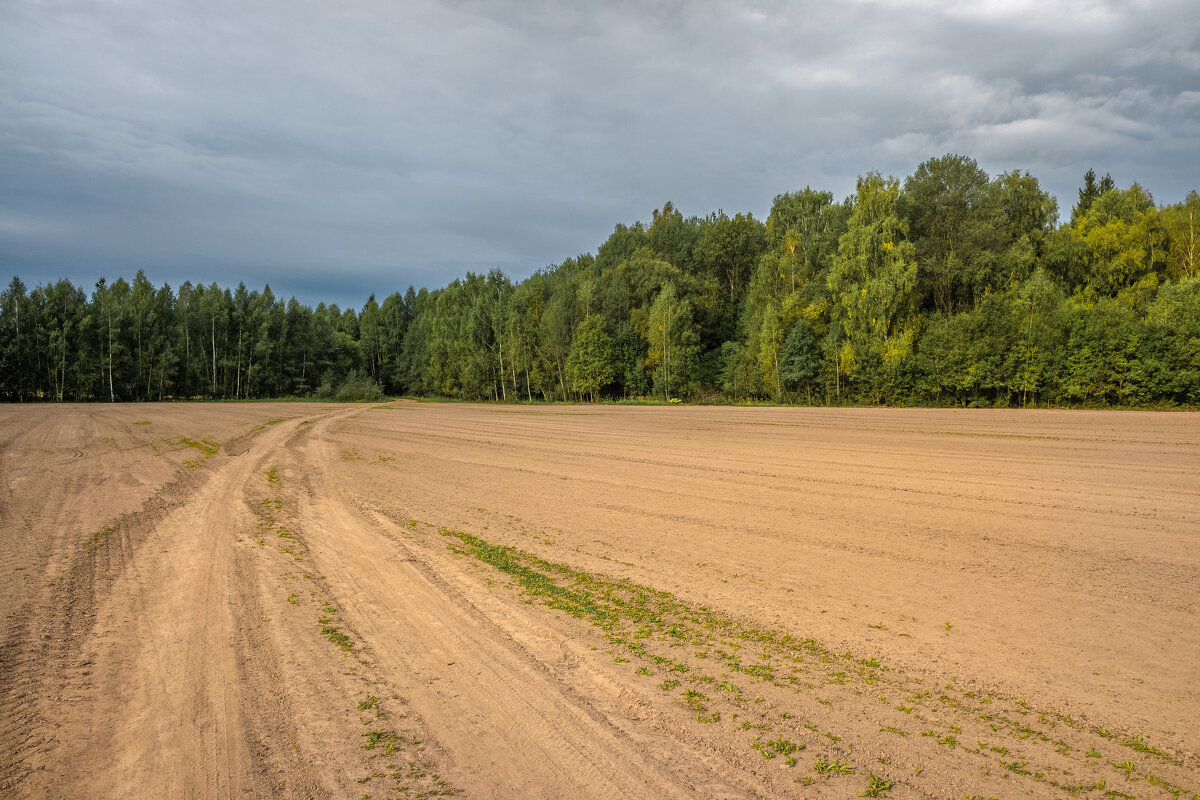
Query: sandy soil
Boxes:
[{"xmin": 1, "ymin": 401, "xmax": 1197, "ymax": 799}]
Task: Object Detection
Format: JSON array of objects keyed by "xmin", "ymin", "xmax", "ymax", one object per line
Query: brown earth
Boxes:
[{"xmin": 0, "ymin": 401, "xmax": 1197, "ymax": 799}]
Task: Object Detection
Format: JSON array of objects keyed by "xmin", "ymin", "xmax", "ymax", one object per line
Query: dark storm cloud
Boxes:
[{"xmin": 2, "ymin": 0, "xmax": 1197, "ymax": 307}]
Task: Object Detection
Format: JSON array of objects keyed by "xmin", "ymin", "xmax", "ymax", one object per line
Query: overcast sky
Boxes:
[{"xmin": 2, "ymin": 0, "xmax": 1198, "ymax": 308}]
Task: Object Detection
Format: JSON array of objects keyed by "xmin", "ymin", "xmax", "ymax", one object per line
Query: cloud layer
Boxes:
[{"xmin": 2, "ymin": 0, "xmax": 1197, "ymax": 306}]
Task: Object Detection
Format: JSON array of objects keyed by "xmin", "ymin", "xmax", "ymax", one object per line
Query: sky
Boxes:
[{"xmin": 2, "ymin": 0, "xmax": 1198, "ymax": 309}]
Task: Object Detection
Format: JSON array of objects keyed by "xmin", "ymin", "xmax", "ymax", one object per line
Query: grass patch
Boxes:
[
  {"xmin": 754, "ymin": 736, "xmax": 802, "ymax": 760},
  {"xmin": 860, "ymin": 775, "xmax": 892, "ymax": 797},
  {"xmin": 436, "ymin": 527, "xmax": 1195, "ymax": 799},
  {"xmin": 1122, "ymin": 734, "xmax": 1175, "ymax": 762},
  {"xmin": 814, "ymin": 756, "xmax": 855, "ymax": 776},
  {"xmin": 250, "ymin": 416, "xmax": 294, "ymax": 432},
  {"xmin": 177, "ymin": 436, "xmax": 219, "ymax": 461},
  {"xmin": 84, "ymin": 525, "xmax": 113, "ymax": 554}
]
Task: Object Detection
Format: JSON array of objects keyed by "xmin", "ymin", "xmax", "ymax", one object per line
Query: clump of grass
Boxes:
[
  {"xmin": 322, "ymin": 625, "xmax": 352, "ymax": 651},
  {"xmin": 1122, "ymin": 734, "xmax": 1173, "ymax": 761},
  {"xmin": 318, "ymin": 606, "xmax": 353, "ymax": 653},
  {"xmin": 814, "ymin": 756, "xmax": 855, "ymax": 776},
  {"xmin": 859, "ymin": 775, "xmax": 892, "ymax": 797},
  {"xmin": 178, "ymin": 437, "xmax": 219, "ymax": 458},
  {"xmin": 441, "ymin": 530, "xmax": 624, "ymax": 625},
  {"xmin": 362, "ymin": 729, "xmax": 402, "ymax": 757},
  {"xmin": 85, "ymin": 526, "xmax": 113, "ymax": 554},
  {"xmin": 250, "ymin": 416, "xmax": 294, "ymax": 432},
  {"xmin": 758, "ymin": 736, "xmax": 801, "ymax": 759}
]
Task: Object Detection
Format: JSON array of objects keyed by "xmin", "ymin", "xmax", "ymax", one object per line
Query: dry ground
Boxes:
[{"xmin": 0, "ymin": 401, "xmax": 1197, "ymax": 799}]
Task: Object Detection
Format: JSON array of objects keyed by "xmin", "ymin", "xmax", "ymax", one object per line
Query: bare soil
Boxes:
[{"xmin": 1, "ymin": 401, "xmax": 1197, "ymax": 799}]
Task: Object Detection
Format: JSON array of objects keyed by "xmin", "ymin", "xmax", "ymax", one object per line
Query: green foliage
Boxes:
[
  {"xmin": 1, "ymin": 158, "xmax": 1195, "ymax": 408},
  {"xmin": 827, "ymin": 172, "xmax": 920, "ymax": 401},
  {"xmin": 1161, "ymin": 191, "xmax": 1199, "ymax": 280},
  {"xmin": 565, "ymin": 314, "xmax": 616, "ymax": 402},
  {"xmin": 1072, "ymin": 183, "xmax": 1164, "ymax": 295},
  {"xmin": 645, "ymin": 282, "xmax": 700, "ymax": 400},
  {"xmin": 316, "ymin": 369, "xmax": 386, "ymax": 402},
  {"xmin": 779, "ymin": 320, "xmax": 821, "ymax": 398},
  {"xmin": 860, "ymin": 775, "xmax": 893, "ymax": 797},
  {"xmin": 1072, "ymin": 168, "xmax": 1115, "ymax": 225},
  {"xmin": 901, "ymin": 154, "xmax": 1002, "ymax": 314}
]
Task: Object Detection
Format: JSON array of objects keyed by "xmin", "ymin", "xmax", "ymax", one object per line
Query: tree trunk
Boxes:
[
  {"xmin": 664, "ymin": 340, "xmax": 671, "ymax": 402},
  {"xmin": 497, "ymin": 338, "xmax": 506, "ymax": 401},
  {"xmin": 107, "ymin": 314, "xmax": 115, "ymax": 403},
  {"xmin": 236, "ymin": 330, "xmax": 243, "ymax": 399},
  {"xmin": 210, "ymin": 316, "xmax": 217, "ymax": 396}
]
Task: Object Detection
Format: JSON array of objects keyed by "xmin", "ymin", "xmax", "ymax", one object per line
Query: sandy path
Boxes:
[
  {"xmin": 30, "ymin": 422, "xmax": 286, "ymax": 797},
  {"xmin": 1, "ymin": 402, "xmax": 1198, "ymax": 799},
  {"xmin": 287, "ymin": 413, "xmax": 755, "ymax": 799},
  {"xmin": 0, "ymin": 405, "xmax": 344, "ymax": 798}
]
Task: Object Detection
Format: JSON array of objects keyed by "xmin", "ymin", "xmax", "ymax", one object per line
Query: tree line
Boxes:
[{"xmin": 3, "ymin": 155, "xmax": 1198, "ymax": 406}]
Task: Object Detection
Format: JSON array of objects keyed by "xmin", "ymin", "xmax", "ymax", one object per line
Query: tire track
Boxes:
[
  {"xmin": 289, "ymin": 412, "xmax": 759, "ymax": 799},
  {"xmin": 6, "ymin": 416, "xmax": 309, "ymax": 798}
]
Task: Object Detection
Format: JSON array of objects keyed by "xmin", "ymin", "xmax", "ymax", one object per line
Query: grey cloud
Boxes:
[{"xmin": 2, "ymin": 0, "xmax": 1197, "ymax": 307}]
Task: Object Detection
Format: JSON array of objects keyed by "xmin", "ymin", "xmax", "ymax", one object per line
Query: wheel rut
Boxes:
[
  {"xmin": 288, "ymin": 413, "xmax": 759, "ymax": 799},
  {"xmin": 8, "ymin": 416, "xmax": 316, "ymax": 798}
]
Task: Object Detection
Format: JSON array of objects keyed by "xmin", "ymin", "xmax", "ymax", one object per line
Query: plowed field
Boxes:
[{"xmin": 1, "ymin": 402, "xmax": 1197, "ymax": 799}]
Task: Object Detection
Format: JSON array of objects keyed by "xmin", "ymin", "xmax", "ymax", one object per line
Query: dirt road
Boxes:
[{"xmin": 1, "ymin": 402, "xmax": 1197, "ymax": 798}]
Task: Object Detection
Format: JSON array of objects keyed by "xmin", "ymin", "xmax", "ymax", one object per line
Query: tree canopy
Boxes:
[{"xmin": 3, "ymin": 156, "xmax": 1198, "ymax": 407}]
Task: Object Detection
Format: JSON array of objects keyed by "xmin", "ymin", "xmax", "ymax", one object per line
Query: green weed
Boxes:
[
  {"xmin": 860, "ymin": 775, "xmax": 892, "ymax": 797},
  {"xmin": 814, "ymin": 756, "xmax": 855, "ymax": 776},
  {"xmin": 177, "ymin": 437, "xmax": 219, "ymax": 458}
]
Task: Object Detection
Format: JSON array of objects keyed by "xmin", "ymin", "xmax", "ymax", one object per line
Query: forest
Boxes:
[{"xmin": 2, "ymin": 156, "xmax": 1198, "ymax": 407}]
